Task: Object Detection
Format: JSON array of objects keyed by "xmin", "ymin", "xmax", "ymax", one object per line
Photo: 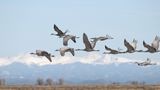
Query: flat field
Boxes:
[{"xmin": 0, "ymin": 85, "xmax": 160, "ymax": 90}]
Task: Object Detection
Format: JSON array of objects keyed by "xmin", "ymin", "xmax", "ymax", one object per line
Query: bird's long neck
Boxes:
[
  {"xmin": 30, "ymin": 52, "xmax": 36, "ymax": 55},
  {"xmin": 93, "ymin": 49, "xmax": 99, "ymax": 51},
  {"xmin": 75, "ymin": 49, "xmax": 84, "ymax": 51},
  {"xmin": 55, "ymin": 49, "xmax": 60, "ymax": 51},
  {"xmin": 51, "ymin": 33, "xmax": 57, "ymax": 36}
]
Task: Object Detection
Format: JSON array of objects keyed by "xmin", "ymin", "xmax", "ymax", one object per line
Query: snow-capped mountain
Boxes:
[{"xmin": 0, "ymin": 53, "xmax": 160, "ymax": 85}]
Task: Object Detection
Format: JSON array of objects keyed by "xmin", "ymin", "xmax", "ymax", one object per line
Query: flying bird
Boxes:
[
  {"xmin": 55, "ymin": 47, "xmax": 75, "ymax": 56},
  {"xmin": 76, "ymin": 33, "xmax": 99, "ymax": 52},
  {"xmin": 134, "ymin": 58, "xmax": 157, "ymax": 66},
  {"xmin": 90, "ymin": 35, "xmax": 113, "ymax": 48},
  {"xmin": 103, "ymin": 45, "xmax": 124, "ymax": 54},
  {"xmin": 151, "ymin": 36, "xmax": 160, "ymax": 51},
  {"xmin": 142, "ymin": 36, "xmax": 160, "ymax": 53},
  {"xmin": 51, "ymin": 24, "xmax": 69, "ymax": 38},
  {"xmin": 30, "ymin": 50, "xmax": 53, "ymax": 62},
  {"xmin": 130, "ymin": 39, "xmax": 138, "ymax": 50},
  {"xmin": 143, "ymin": 41, "xmax": 157, "ymax": 53},
  {"xmin": 124, "ymin": 39, "xmax": 137, "ymax": 53},
  {"xmin": 63, "ymin": 35, "xmax": 79, "ymax": 46},
  {"xmin": 91, "ymin": 35, "xmax": 113, "ymax": 42}
]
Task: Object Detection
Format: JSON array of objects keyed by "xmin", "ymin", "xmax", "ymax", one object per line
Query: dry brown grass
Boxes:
[{"xmin": 0, "ymin": 85, "xmax": 160, "ymax": 90}]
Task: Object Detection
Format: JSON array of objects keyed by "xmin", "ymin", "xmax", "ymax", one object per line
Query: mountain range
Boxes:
[{"xmin": 0, "ymin": 53, "xmax": 160, "ymax": 85}]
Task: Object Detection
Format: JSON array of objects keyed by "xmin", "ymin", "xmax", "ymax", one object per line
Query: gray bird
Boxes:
[
  {"xmin": 142, "ymin": 36, "xmax": 160, "ymax": 53},
  {"xmin": 124, "ymin": 39, "xmax": 136, "ymax": 53},
  {"xmin": 90, "ymin": 35, "xmax": 113, "ymax": 48},
  {"xmin": 143, "ymin": 41, "xmax": 157, "ymax": 53},
  {"xmin": 151, "ymin": 36, "xmax": 160, "ymax": 51},
  {"xmin": 63, "ymin": 35, "xmax": 79, "ymax": 46},
  {"xmin": 134, "ymin": 58, "xmax": 156, "ymax": 66},
  {"xmin": 76, "ymin": 33, "xmax": 99, "ymax": 52},
  {"xmin": 55, "ymin": 47, "xmax": 75, "ymax": 56},
  {"xmin": 91, "ymin": 35, "xmax": 113, "ymax": 42},
  {"xmin": 51, "ymin": 24, "xmax": 69, "ymax": 38},
  {"xmin": 103, "ymin": 45, "xmax": 125, "ymax": 54},
  {"xmin": 30, "ymin": 50, "xmax": 54, "ymax": 62}
]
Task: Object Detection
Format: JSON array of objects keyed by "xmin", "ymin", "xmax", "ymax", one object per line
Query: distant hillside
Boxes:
[{"xmin": 0, "ymin": 53, "xmax": 160, "ymax": 85}]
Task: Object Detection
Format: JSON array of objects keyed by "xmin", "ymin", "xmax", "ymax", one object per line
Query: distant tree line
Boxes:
[
  {"xmin": 0, "ymin": 78, "xmax": 5, "ymax": 86},
  {"xmin": 111, "ymin": 81, "xmax": 146, "ymax": 85},
  {"xmin": 36, "ymin": 78, "xmax": 64, "ymax": 86},
  {"xmin": 0, "ymin": 78, "xmax": 147, "ymax": 86}
]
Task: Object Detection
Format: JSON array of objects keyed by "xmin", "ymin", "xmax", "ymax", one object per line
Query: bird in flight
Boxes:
[
  {"xmin": 76, "ymin": 33, "xmax": 99, "ymax": 52},
  {"xmin": 51, "ymin": 24, "xmax": 69, "ymax": 38},
  {"xmin": 30, "ymin": 50, "xmax": 54, "ymax": 62},
  {"xmin": 55, "ymin": 47, "xmax": 75, "ymax": 56}
]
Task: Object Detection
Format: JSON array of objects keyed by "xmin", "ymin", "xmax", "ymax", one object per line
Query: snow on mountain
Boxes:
[{"xmin": 0, "ymin": 52, "xmax": 139, "ymax": 66}]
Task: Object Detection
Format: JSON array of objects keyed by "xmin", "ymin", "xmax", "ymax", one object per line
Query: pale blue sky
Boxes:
[{"xmin": 0, "ymin": 0, "xmax": 160, "ymax": 59}]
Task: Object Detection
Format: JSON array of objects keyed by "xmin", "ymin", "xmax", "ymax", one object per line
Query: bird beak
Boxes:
[
  {"xmin": 30, "ymin": 53, "xmax": 34, "ymax": 54},
  {"xmin": 51, "ymin": 55, "xmax": 55, "ymax": 57},
  {"xmin": 51, "ymin": 33, "xmax": 54, "ymax": 35}
]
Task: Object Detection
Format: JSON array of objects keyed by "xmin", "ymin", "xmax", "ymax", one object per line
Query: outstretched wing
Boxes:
[
  {"xmin": 44, "ymin": 55, "xmax": 52, "ymax": 62},
  {"xmin": 151, "ymin": 36, "xmax": 159, "ymax": 50},
  {"xmin": 105, "ymin": 45, "xmax": 119, "ymax": 54},
  {"xmin": 143, "ymin": 41, "xmax": 156, "ymax": 52},
  {"xmin": 71, "ymin": 36, "xmax": 76, "ymax": 43},
  {"xmin": 83, "ymin": 33, "xmax": 93, "ymax": 49},
  {"xmin": 54, "ymin": 24, "xmax": 64, "ymax": 35},
  {"xmin": 91, "ymin": 40, "xmax": 97, "ymax": 49},
  {"xmin": 63, "ymin": 35, "xmax": 70, "ymax": 46},
  {"xmin": 70, "ymin": 48, "xmax": 75, "ymax": 56},
  {"xmin": 124, "ymin": 39, "xmax": 135, "ymax": 52},
  {"xmin": 105, "ymin": 45, "xmax": 113, "ymax": 51},
  {"xmin": 41, "ymin": 51, "xmax": 52, "ymax": 62}
]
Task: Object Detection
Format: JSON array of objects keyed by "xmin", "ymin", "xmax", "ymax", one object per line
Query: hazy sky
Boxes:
[{"xmin": 0, "ymin": 0, "xmax": 160, "ymax": 59}]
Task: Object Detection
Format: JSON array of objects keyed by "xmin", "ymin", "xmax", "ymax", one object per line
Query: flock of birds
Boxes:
[{"xmin": 30, "ymin": 24, "xmax": 160, "ymax": 66}]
